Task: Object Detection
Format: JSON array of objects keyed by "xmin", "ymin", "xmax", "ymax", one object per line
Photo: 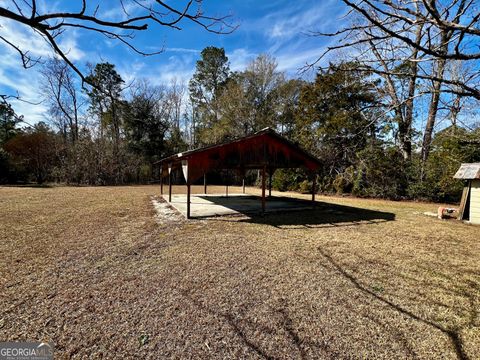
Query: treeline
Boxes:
[
  {"xmin": 1, "ymin": 61, "xmax": 187, "ymax": 185},
  {"xmin": 1, "ymin": 46, "xmax": 480, "ymax": 202}
]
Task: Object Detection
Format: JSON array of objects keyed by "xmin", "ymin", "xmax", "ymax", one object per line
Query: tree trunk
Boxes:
[
  {"xmin": 420, "ymin": 25, "xmax": 451, "ymax": 179},
  {"xmin": 421, "ymin": 58, "xmax": 447, "ymax": 165},
  {"xmin": 401, "ymin": 25, "xmax": 422, "ymax": 161},
  {"xmin": 370, "ymin": 29, "xmax": 421, "ymax": 162}
]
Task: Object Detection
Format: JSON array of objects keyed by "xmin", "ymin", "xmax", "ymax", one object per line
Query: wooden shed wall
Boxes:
[{"xmin": 470, "ymin": 180, "xmax": 480, "ymax": 225}]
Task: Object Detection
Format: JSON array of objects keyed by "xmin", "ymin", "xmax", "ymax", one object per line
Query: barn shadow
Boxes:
[{"xmin": 194, "ymin": 195, "xmax": 395, "ymax": 228}]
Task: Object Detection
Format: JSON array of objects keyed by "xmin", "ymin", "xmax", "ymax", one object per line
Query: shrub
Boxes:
[
  {"xmin": 352, "ymin": 146, "xmax": 408, "ymax": 199},
  {"xmin": 333, "ymin": 168, "xmax": 354, "ymax": 194},
  {"xmin": 272, "ymin": 169, "xmax": 303, "ymax": 191}
]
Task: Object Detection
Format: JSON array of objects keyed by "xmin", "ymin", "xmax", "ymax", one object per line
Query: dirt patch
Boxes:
[{"xmin": 151, "ymin": 195, "xmax": 184, "ymax": 224}]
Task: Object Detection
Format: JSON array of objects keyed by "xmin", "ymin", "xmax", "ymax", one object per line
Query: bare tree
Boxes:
[
  {"xmin": 312, "ymin": 0, "xmax": 480, "ymax": 164},
  {"xmin": 313, "ymin": 0, "xmax": 480, "ymax": 97},
  {"xmin": 421, "ymin": 10, "xmax": 460, "ymax": 164},
  {"xmin": 184, "ymin": 97, "xmax": 198, "ymax": 148},
  {"xmin": 41, "ymin": 58, "xmax": 84, "ymax": 143},
  {"xmin": 243, "ymin": 54, "xmax": 285, "ymax": 132},
  {"xmin": 168, "ymin": 78, "xmax": 186, "ymax": 131},
  {"xmin": 366, "ymin": 20, "xmax": 423, "ymax": 160},
  {"xmin": 441, "ymin": 61, "xmax": 477, "ymax": 128},
  {"xmin": 0, "ymin": 0, "xmax": 236, "ymax": 84}
]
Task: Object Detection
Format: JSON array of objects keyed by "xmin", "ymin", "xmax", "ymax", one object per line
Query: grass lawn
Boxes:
[{"xmin": 0, "ymin": 185, "xmax": 479, "ymax": 359}]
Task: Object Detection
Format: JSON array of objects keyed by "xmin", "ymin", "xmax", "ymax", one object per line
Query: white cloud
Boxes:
[
  {"xmin": 58, "ymin": 31, "xmax": 85, "ymax": 62},
  {"xmin": 228, "ymin": 48, "xmax": 256, "ymax": 71},
  {"xmin": 0, "ymin": 53, "xmax": 45, "ymax": 123},
  {"xmin": 10, "ymin": 97, "xmax": 49, "ymax": 126},
  {"xmin": 0, "ymin": 60, "xmax": 49, "ymax": 123},
  {"xmin": 165, "ymin": 47, "xmax": 200, "ymax": 54},
  {"xmin": 276, "ymin": 48, "xmax": 321, "ymax": 72},
  {"xmin": 0, "ymin": 15, "xmax": 86, "ymax": 61},
  {"xmin": 116, "ymin": 53, "xmax": 195, "ymax": 88},
  {"xmin": 0, "ymin": 18, "xmax": 52, "ymax": 59},
  {"xmin": 230, "ymin": 0, "xmax": 345, "ymax": 76},
  {"xmin": 0, "ymin": 18, "xmax": 85, "ymax": 123},
  {"xmin": 100, "ymin": 0, "xmax": 156, "ymax": 21},
  {"xmin": 258, "ymin": 0, "xmax": 340, "ymax": 42},
  {"xmin": 101, "ymin": 1, "xmax": 142, "ymax": 21},
  {"xmin": 274, "ymin": 37, "xmax": 339, "ymax": 75},
  {"xmin": 0, "ymin": 0, "xmax": 348, "ymax": 124},
  {"xmin": 153, "ymin": 59, "xmax": 195, "ymax": 85}
]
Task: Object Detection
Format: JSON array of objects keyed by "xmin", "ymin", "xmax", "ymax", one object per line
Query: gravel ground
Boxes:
[{"xmin": 0, "ymin": 185, "xmax": 479, "ymax": 359}]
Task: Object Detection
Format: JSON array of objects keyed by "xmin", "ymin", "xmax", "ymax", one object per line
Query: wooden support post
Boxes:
[
  {"xmin": 168, "ymin": 165, "xmax": 172, "ymax": 203},
  {"xmin": 203, "ymin": 173, "xmax": 207, "ymax": 194},
  {"xmin": 261, "ymin": 166, "xmax": 266, "ymax": 215},
  {"xmin": 268, "ymin": 171, "xmax": 272, "ymax": 197},
  {"xmin": 225, "ymin": 169, "xmax": 229, "ymax": 198},
  {"xmin": 311, "ymin": 173, "xmax": 316, "ymax": 208},
  {"xmin": 160, "ymin": 173, "xmax": 163, "ymax": 195},
  {"xmin": 242, "ymin": 178, "xmax": 246, "ymax": 194},
  {"xmin": 186, "ymin": 182, "xmax": 191, "ymax": 219}
]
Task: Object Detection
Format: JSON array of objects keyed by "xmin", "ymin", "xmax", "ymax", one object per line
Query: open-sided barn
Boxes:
[{"xmin": 156, "ymin": 128, "xmax": 322, "ymax": 218}]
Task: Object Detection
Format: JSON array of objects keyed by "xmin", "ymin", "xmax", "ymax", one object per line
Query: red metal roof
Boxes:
[{"xmin": 157, "ymin": 128, "xmax": 321, "ymax": 183}]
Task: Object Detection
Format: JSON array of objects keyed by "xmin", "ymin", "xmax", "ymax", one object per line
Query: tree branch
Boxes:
[{"xmin": 0, "ymin": 0, "xmax": 237, "ymax": 84}]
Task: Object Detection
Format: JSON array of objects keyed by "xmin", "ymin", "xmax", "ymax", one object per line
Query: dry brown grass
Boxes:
[{"xmin": 0, "ymin": 185, "xmax": 479, "ymax": 359}]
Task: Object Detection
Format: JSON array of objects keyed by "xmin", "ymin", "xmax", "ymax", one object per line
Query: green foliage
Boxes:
[
  {"xmin": 241, "ymin": 54, "xmax": 285, "ymax": 131},
  {"xmin": 295, "ymin": 63, "xmax": 381, "ymax": 178},
  {"xmin": 138, "ymin": 164, "xmax": 152, "ymax": 183},
  {"xmin": 123, "ymin": 86, "xmax": 169, "ymax": 162},
  {"xmin": 191, "ymin": 51, "xmax": 291, "ymax": 145},
  {"xmin": 217, "ymin": 56, "xmax": 300, "ymax": 144},
  {"xmin": 189, "ymin": 46, "xmax": 230, "ymax": 145},
  {"xmin": 0, "ymin": 100, "xmax": 22, "ymax": 145},
  {"xmin": 298, "ymin": 179, "xmax": 312, "ymax": 194},
  {"xmin": 189, "ymin": 47, "xmax": 230, "ymax": 102},
  {"xmin": 352, "ymin": 145, "xmax": 408, "ymax": 199},
  {"xmin": 371, "ymin": 284, "xmax": 385, "ymax": 293},
  {"xmin": 0, "ymin": 98, "xmax": 23, "ymax": 183},
  {"xmin": 85, "ymin": 63, "xmax": 124, "ymax": 108},
  {"xmin": 407, "ymin": 126, "xmax": 480, "ymax": 202},
  {"xmin": 215, "ymin": 75, "xmax": 252, "ymax": 140},
  {"xmin": 85, "ymin": 63, "xmax": 125, "ymax": 145},
  {"xmin": 165, "ymin": 126, "xmax": 188, "ymax": 155},
  {"xmin": 138, "ymin": 334, "xmax": 149, "ymax": 347},
  {"xmin": 275, "ymin": 79, "xmax": 305, "ymax": 139},
  {"xmin": 272, "ymin": 169, "xmax": 306, "ymax": 191},
  {"xmin": 332, "ymin": 167, "xmax": 355, "ymax": 195},
  {"xmin": 0, "ymin": 147, "xmax": 11, "ymax": 183}
]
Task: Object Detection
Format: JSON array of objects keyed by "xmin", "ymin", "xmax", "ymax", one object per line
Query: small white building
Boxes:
[{"xmin": 454, "ymin": 163, "xmax": 480, "ymax": 224}]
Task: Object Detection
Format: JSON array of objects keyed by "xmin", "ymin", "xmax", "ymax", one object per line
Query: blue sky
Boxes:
[{"xmin": 0, "ymin": 0, "xmax": 347, "ymax": 123}]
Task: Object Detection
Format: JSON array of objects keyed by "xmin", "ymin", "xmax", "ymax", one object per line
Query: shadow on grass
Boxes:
[
  {"xmin": 197, "ymin": 195, "xmax": 395, "ymax": 228},
  {"xmin": 181, "ymin": 250, "xmax": 474, "ymax": 359},
  {"xmin": 318, "ymin": 248, "xmax": 472, "ymax": 360},
  {"xmin": 180, "ymin": 289, "xmax": 321, "ymax": 359}
]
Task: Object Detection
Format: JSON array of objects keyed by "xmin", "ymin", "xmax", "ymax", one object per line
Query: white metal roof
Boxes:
[{"xmin": 454, "ymin": 163, "xmax": 480, "ymax": 179}]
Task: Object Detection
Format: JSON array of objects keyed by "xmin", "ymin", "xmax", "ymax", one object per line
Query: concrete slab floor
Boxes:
[{"xmin": 163, "ymin": 193, "xmax": 314, "ymax": 218}]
